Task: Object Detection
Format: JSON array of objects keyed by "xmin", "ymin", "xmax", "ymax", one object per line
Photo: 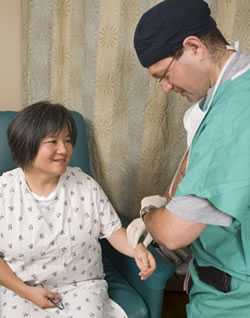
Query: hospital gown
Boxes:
[{"xmin": 0, "ymin": 167, "xmax": 128, "ymax": 318}]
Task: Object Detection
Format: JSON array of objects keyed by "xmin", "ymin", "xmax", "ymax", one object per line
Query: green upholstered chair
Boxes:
[{"xmin": 0, "ymin": 110, "xmax": 175, "ymax": 318}]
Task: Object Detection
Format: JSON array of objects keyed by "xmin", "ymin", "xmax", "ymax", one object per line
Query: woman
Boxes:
[{"xmin": 0, "ymin": 101, "xmax": 155, "ymax": 318}]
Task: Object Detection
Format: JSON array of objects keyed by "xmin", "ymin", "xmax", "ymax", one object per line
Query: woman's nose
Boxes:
[{"xmin": 57, "ymin": 141, "xmax": 67, "ymax": 153}]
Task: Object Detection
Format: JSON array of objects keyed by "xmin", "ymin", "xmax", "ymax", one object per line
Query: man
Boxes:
[{"xmin": 127, "ymin": 0, "xmax": 250, "ymax": 317}]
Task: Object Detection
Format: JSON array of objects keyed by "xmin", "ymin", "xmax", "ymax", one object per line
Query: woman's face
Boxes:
[{"xmin": 28, "ymin": 126, "xmax": 73, "ymax": 178}]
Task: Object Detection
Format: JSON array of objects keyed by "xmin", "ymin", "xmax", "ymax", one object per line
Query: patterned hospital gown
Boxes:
[{"xmin": 0, "ymin": 167, "xmax": 128, "ymax": 318}]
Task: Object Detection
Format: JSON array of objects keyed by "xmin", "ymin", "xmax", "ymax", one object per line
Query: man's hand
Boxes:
[
  {"xmin": 127, "ymin": 218, "xmax": 153, "ymax": 248},
  {"xmin": 24, "ymin": 285, "xmax": 62, "ymax": 309},
  {"xmin": 133, "ymin": 243, "xmax": 156, "ymax": 280},
  {"xmin": 127, "ymin": 195, "xmax": 167, "ymax": 248}
]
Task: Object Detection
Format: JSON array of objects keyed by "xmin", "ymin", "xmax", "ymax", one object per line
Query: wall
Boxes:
[{"xmin": 0, "ymin": 0, "xmax": 22, "ymax": 110}]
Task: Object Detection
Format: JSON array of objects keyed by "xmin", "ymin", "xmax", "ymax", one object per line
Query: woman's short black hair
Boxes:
[{"xmin": 7, "ymin": 101, "xmax": 77, "ymax": 168}]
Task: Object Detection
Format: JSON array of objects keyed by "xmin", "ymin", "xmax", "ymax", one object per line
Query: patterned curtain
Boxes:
[
  {"xmin": 22, "ymin": 0, "xmax": 250, "ymax": 219},
  {"xmin": 210, "ymin": 0, "xmax": 250, "ymax": 52}
]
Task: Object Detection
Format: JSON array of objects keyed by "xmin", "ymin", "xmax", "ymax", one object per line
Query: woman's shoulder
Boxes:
[
  {"xmin": 0, "ymin": 168, "xmax": 22, "ymax": 186},
  {"xmin": 0, "ymin": 168, "xmax": 22, "ymax": 201},
  {"xmin": 64, "ymin": 166, "xmax": 97, "ymax": 187}
]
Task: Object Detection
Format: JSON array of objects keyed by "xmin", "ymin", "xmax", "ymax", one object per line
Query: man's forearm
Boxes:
[
  {"xmin": 143, "ymin": 207, "xmax": 168, "ymax": 246},
  {"xmin": 143, "ymin": 207, "xmax": 206, "ymax": 250}
]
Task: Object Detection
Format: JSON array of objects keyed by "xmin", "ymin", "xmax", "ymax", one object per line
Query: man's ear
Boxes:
[{"xmin": 182, "ymin": 36, "xmax": 206, "ymax": 59}]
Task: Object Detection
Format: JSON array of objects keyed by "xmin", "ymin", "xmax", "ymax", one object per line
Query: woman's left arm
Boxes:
[{"xmin": 107, "ymin": 227, "xmax": 156, "ymax": 279}]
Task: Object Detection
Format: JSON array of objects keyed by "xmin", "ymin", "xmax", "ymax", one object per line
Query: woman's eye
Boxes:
[
  {"xmin": 47, "ymin": 140, "xmax": 57, "ymax": 144},
  {"xmin": 65, "ymin": 139, "xmax": 72, "ymax": 143}
]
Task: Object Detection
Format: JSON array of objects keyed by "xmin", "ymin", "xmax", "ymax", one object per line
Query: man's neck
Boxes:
[{"xmin": 209, "ymin": 49, "xmax": 236, "ymax": 88}]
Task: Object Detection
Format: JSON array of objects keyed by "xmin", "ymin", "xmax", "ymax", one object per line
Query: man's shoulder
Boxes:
[{"xmin": 217, "ymin": 65, "xmax": 250, "ymax": 106}]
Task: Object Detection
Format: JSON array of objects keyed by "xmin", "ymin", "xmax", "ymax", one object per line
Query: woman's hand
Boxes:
[
  {"xmin": 24, "ymin": 285, "xmax": 62, "ymax": 309},
  {"xmin": 108, "ymin": 227, "xmax": 156, "ymax": 278},
  {"xmin": 0, "ymin": 259, "xmax": 62, "ymax": 310},
  {"xmin": 133, "ymin": 243, "xmax": 156, "ymax": 280}
]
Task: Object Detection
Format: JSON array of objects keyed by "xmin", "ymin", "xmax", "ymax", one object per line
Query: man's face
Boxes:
[{"xmin": 148, "ymin": 48, "xmax": 211, "ymax": 103}]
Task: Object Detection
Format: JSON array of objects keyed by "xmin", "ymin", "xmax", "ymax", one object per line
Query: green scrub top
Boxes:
[{"xmin": 176, "ymin": 69, "xmax": 250, "ymax": 317}]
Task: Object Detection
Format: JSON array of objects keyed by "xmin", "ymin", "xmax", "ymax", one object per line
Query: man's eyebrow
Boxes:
[
  {"xmin": 151, "ymin": 73, "xmax": 158, "ymax": 78},
  {"xmin": 149, "ymin": 70, "xmax": 161, "ymax": 78},
  {"xmin": 149, "ymin": 67, "xmax": 165, "ymax": 78}
]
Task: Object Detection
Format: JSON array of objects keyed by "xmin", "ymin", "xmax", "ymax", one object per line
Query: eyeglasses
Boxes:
[
  {"xmin": 157, "ymin": 56, "xmax": 176, "ymax": 83},
  {"xmin": 156, "ymin": 47, "xmax": 185, "ymax": 84}
]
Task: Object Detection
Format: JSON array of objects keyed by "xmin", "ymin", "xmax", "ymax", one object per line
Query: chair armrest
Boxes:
[{"xmin": 101, "ymin": 239, "xmax": 175, "ymax": 318}]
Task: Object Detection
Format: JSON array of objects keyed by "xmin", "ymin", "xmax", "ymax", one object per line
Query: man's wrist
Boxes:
[{"xmin": 140, "ymin": 205, "xmax": 156, "ymax": 220}]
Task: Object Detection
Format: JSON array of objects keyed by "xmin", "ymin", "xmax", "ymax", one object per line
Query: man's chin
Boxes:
[{"xmin": 184, "ymin": 94, "xmax": 201, "ymax": 103}]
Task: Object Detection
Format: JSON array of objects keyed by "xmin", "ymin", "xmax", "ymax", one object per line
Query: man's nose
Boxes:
[{"xmin": 160, "ymin": 79, "xmax": 174, "ymax": 93}]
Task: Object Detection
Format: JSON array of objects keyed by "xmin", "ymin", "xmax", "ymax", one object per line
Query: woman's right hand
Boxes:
[{"xmin": 24, "ymin": 285, "xmax": 62, "ymax": 309}]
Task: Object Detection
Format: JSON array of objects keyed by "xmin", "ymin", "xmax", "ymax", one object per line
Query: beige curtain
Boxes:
[
  {"xmin": 22, "ymin": 0, "xmax": 250, "ymax": 219},
  {"xmin": 210, "ymin": 0, "xmax": 250, "ymax": 52}
]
